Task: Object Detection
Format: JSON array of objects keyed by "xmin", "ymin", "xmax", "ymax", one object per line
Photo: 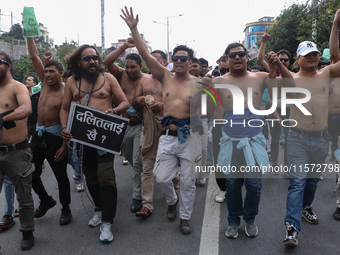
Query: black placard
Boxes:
[{"xmin": 66, "ymin": 102, "xmax": 129, "ymax": 154}]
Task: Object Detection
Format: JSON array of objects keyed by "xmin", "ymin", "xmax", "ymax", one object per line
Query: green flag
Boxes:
[{"xmin": 22, "ymin": 7, "xmax": 40, "ymax": 37}]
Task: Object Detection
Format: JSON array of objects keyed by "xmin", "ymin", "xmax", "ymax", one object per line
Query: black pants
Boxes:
[
  {"xmin": 82, "ymin": 146, "xmax": 117, "ymax": 223},
  {"xmin": 32, "ymin": 132, "xmax": 71, "ymax": 207}
]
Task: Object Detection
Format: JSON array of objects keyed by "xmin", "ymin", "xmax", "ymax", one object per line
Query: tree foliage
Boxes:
[
  {"xmin": 12, "ymin": 55, "xmax": 39, "ymax": 84},
  {"xmin": 263, "ymin": 0, "xmax": 340, "ymax": 59},
  {"xmin": 0, "ymin": 23, "xmax": 24, "ymax": 40}
]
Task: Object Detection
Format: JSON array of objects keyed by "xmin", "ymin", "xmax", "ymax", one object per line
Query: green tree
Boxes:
[
  {"xmin": 56, "ymin": 44, "xmax": 77, "ymax": 67},
  {"xmin": 265, "ymin": 3, "xmax": 309, "ymax": 58},
  {"xmin": 298, "ymin": 0, "xmax": 340, "ymax": 51},
  {"xmin": 0, "ymin": 23, "xmax": 24, "ymax": 40},
  {"xmin": 12, "ymin": 55, "xmax": 39, "ymax": 83}
]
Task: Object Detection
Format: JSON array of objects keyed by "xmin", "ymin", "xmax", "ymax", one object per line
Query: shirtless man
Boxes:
[
  {"xmin": 0, "ymin": 51, "xmax": 35, "ymax": 250},
  {"xmin": 121, "ymin": 7, "xmax": 204, "ymax": 234},
  {"xmin": 212, "ymin": 43, "xmax": 293, "ymax": 239},
  {"xmin": 132, "ymin": 49, "xmax": 178, "ymax": 218},
  {"xmin": 283, "ymin": 23, "xmax": 340, "ymax": 244},
  {"xmin": 104, "ymin": 39, "xmax": 147, "ymax": 214},
  {"xmin": 327, "ymin": 8, "xmax": 340, "ymax": 221},
  {"xmin": 60, "ymin": 44, "xmax": 129, "ymax": 242},
  {"xmin": 26, "ymin": 37, "xmax": 72, "ymax": 226}
]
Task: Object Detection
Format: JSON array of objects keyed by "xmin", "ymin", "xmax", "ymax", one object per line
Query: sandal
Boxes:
[
  {"xmin": 135, "ymin": 207, "xmax": 152, "ymax": 218},
  {"xmin": 0, "ymin": 215, "xmax": 15, "ymax": 230},
  {"xmin": 14, "ymin": 209, "xmax": 19, "ymax": 218}
]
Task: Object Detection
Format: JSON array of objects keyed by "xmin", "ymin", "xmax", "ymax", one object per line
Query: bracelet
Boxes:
[
  {"xmin": 119, "ymin": 46, "xmax": 126, "ymax": 52},
  {"xmin": 112, "ymin": 108, "xmax": 118, "ymax": 115},
  {"xmin": 59, "ymin": 126, "xmax": 66, "ymax": 133},
  {"xmin": 268, "ymin": 74, "xmax": 276, "ymax": 78}
]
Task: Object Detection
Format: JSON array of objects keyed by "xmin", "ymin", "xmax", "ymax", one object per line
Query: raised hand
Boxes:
[
  {"xmin": 334, "ymin": 9, "xmax": 340, "ymax": 26},
  {"xmin": 120, "ymin": 6, "xmax": 139, "ymax": 29},
  {"xmin": 124, "ymin": 37, "xmax": 135, "ymax": 49},
  {"xmin": 262, "ymin": 27, "xmax": 270, "ymax": 43},
  {"xmin": 44, "ymin": 51, "xmax": 52, "ymax": 64},
  {"xmin": 265, "ymin": 51, "xmax": 279, "ymax": 70}
]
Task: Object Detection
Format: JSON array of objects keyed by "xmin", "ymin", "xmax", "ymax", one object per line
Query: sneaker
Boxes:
[
  {"xmin": 100, "ymin": 222, "xmax": 113, "ymax": 242},
  {"xmin": 283, "ymin": 222, "xmax": 298, "ymax": 246},
  {"xmin": 123, "ymin": 158, "xmax": 128, "ymax": 165},
  {"xmin": 21, "ymin": 231, "xmax": 34, "ymax": 250},
  {"xmin": 215, "ymin": 191, "xmax": 226, "ymax": 203},
  {"xmin": 89, "ymin": 211, "xmax": 102, "ymax": 227},
  {"xmin": 0, "ymin": 215, "xmax": 15, "ymax": 230},
  {"xmin": 302, "ymin": 206, "xmax": 318, "ymax": 224},
  {"xmin": 225, "ymin": 225, "xmax": 239, "ymax": 238},
  {"xmin": 245, "ymin": 222, "xmax": 258, "ymax": 237},
  {"xmin": 76, "ymin": 183, "xmax": 84, "ymax": 192},
  {"xmin": 72, "ymin": 171, "xmax": 76, "ymax": 179},
  {"xmin": 34, "ymin": 197, "xmax": 57, "ymax": 218},
  {"xmin": 333, "ymin": 207, "xmax": 340, "ymax": 220}
]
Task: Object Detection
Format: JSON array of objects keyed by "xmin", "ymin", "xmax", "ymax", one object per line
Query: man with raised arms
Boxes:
[
  {"xmin": 283, "ymin": 14, "xmax": 340, "ymax": 245},
  {"xmin": 104, "ymin": 38, "xmax": 148, "ymax": 214},
  {"xmin": 26, "ymin": 37, "xmax": 72, "ymax": 226},
  {"xmin": 132, "ymin": 49, "xmax": 180, "ymax": 218},
  {"xmin": 0, "ymin": 51, "xmax": 35, "ymax": 250},
  {"xmin": 212, "ymin": 42, "xmax": 293, "ymax": 239},
  {"xmin": 121, "ymin": 7, "xmax": 204, "ymax": 234},
  {"xmin": 60, "ymin": 44, "xmax": 129, "ymax": 242},
  {"xmin": 328, "ymin": 8, "xmax": 340, "ymax": 221}
]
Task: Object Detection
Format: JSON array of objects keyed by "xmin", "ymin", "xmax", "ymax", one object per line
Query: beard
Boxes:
[{"xmin": 79, "ymin": 64, "xmax": 101, "ymax": 83}]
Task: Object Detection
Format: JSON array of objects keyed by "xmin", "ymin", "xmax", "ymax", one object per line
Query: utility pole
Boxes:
[
  {"xmin": 101, "ymin": 0, "xmax": 105, "ymax": 54},
  {"xmin": 11, "ymin": 11, "xmax": 14, "ymax": 59}
]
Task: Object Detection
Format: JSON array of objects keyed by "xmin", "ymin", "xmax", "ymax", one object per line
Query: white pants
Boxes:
[{"xmin": 153, "ymin": 130, "xmax": 201, "ymax": 220}]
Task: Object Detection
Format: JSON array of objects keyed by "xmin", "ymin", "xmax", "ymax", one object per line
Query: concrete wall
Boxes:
[{"xmin": 0, "ymin": 40, "xmax": 28, "ymax": 60}]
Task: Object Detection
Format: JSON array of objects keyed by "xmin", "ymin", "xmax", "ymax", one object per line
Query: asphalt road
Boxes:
[{"xmin": 1, "ymin": 147, "xmax": 339, "ymax": 255}]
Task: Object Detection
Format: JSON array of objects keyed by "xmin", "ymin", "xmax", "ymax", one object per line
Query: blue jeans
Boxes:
[
  {"xmin": 4, "ymin": 175, "xmax": 15, "ymax": 215},
  {"xmin": 285, "ymin": 128, "xmax": 330, "ymax": 232},
  {"xmin": 68, "ymin": 142, "xmax": 82, "ymax": 184},
  {"xmin": 225, "ymin": 141, "xmax": 262, "ymax": 226}
]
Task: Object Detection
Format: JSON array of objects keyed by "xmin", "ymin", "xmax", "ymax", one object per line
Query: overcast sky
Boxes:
[{"xmin": 1, "ymin": 0, "xmax": 306, "ymax": 65}]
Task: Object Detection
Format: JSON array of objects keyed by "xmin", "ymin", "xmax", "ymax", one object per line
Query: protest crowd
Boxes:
[{"xmin": 2, "ymin": 5, "xmax": 340, "ymax": 252}]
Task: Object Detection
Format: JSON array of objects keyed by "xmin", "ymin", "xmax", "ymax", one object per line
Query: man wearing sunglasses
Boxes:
[
  {"xmin": 26, "ymin": 37, "xmax": 72, "ymax": 227},
  {"xmin": 60, "ymin": 44, "xmax": 129, "ymax": 242},
  {"xmin": 104, "ymin": 38, "xmax": 149, "ymax": 215},
  {"xmin": 0, "ymin": 51, "xmax": 35, "ymax": 250},
  {"xmin": 121, "ymin": 6, "xmax": 207, "ymax": 235},
  {"xmin": 213, "ymin": 42, "xmax": 294, "ymax": 240}
]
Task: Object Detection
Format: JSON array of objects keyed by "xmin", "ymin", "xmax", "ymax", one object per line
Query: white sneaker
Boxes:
[
  {"xmin": 100, "ymin": 222, "xmax": 113, "ymax": 242},
  {"xmin": 76, "ymin": 183, "xmax": 84, "ymax": 192},
  {"xmin": 88, "ymin": 211, "xmax": 102, "ymax": 227},
  {"xmin": 123, "ymin": 158, "xmax": 128, "ymax": 165},
  {"xmin": 215, "ymin": 191, "xmax": 226, "ymax": 203}
]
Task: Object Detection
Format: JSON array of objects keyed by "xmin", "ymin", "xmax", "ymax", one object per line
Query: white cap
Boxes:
[{"xmin": 296, "ymin": 41, "xmax": 320, "ymax": 57}]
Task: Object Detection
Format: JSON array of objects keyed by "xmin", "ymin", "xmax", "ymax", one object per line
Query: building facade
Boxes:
[{"xmin": 244, "ymin": 16, "xmax": 275, "ymax": 50}]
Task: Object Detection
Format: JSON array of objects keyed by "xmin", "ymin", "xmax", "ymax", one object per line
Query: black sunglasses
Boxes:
[
  {"xmin": 219, "ymin": 67, "xmax": 228, "ymax": 75},
  {"xmin": 0, "ymin": 59, "xmax": 10, "ymax": 66},
  {"xmin": 279, "ymin": 58, "xmax": 289, "ymax": 62},
  {"xmin": 82, "ymin": 55, "xmax": 99, "ymax": 62},
  {"xmin": 227, "ymin": 51, "xmax": 246, "ymax": 59},
  {"xmin": 172, "ymin": 56, "xmax": 189, "ymax": 62}
]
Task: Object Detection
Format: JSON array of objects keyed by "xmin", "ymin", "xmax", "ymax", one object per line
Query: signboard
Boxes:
[{"xmin": 66, "ymin": 102, "xmax": 129, "ymax": 154}]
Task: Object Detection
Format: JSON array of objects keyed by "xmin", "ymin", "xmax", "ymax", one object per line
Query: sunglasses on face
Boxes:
[
  {"xmin": 82, "ymin": 55, "xmax": 99, "ymax": 62},
  {"xmin": 172, "ymin": 56, "xmax": 189, "ymax": 62},
  {"xmin": 227, "ymin": 51, "xmax": 246, "ymax": 59},
  {"xmin": 219, "ymin": 67, "xmax": 228, "ymax": 74},
  {"xmin": 279, "ymin": 58, "xmax": 289, "ymax": 62},
  {"xmin": 0, "ymin": 59, "xmax": 10, "ymax": 66}
]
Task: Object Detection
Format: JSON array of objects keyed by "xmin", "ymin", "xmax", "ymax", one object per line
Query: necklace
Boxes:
[
  {"xmin": 227, "ymin": 72, "xmax": 249, "ymax": 78},
  {"xmin": 76, "ymin": 72, "xmax": 106, "ymax": 106}
]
